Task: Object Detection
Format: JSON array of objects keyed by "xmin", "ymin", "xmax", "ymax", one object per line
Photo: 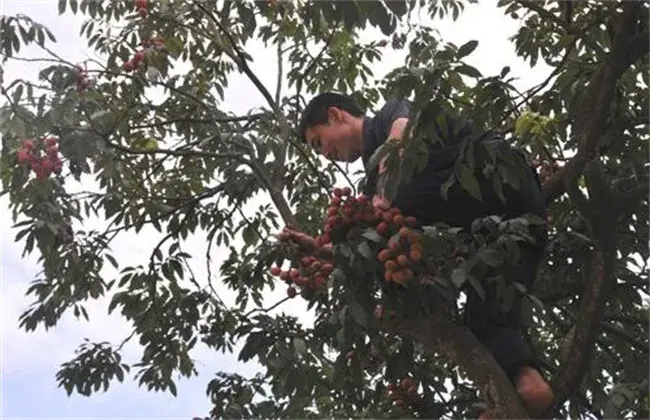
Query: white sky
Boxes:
[{"xmin": 0, "ymin": 1, "xmax": 555, "ymax": 417}]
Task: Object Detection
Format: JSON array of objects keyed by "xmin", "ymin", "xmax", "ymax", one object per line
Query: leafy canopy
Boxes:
[{"xmin": 1, "ymin": 0, "xmax": 647, "ymax": 418}]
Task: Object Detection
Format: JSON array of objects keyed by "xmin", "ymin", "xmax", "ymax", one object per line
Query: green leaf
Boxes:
[
  {"xmin": 478, "ymin": 248, "xmax": 502, "ymax": 267},
  {"xmin": 242, "ymin": 224, "xmax": 258, "ymax": 247},
  {"xmin": 168, "ymin": 380, "xmax": 177, "ymax": 397},
  {"xmin": 361, "ymin": 228, "xmax": 383, "ymax": 243},
  {"xmin": 457, "ymin": 164, "xmax": 482, "ymax": 201},
  {"xmin": 440, "ymin": 174, "xmax": 455, "ymax": 201},
  {"xmin": 455, "ymin": 64, "xmax": 482, "ymax": 78},
  {"xmin": 348, "ymin": 301, "xmax": 367, "ymax": 327},
  {"xmin": 58, "ymin": 0, "xmax": 66, "ymax": 14},
  {"xmin": 467, "ymin": 274, "xmax": 485, "ymax": 300},
  {"xmin": 357, "ymin": 241, "xmax": 372, "ymax": 259},
  {"xmin": 385, "ymin": 0, "xmax": 408, "ymax": 16},
  {"xmin": 457, "ymin": 40, "xmax": 478, "ymax": 59},
  {"xmin": 451, "ymin": 268, "xmax": 466, "ymax": 288},
  {"xmin": 293, "ymin": 337, "xmax": 307, "ymax": 356}
]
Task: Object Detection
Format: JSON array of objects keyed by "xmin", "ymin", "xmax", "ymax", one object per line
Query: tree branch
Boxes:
[
  {"xmin": 545, "ymin": 246, "xmax": 617, "ymax": 416},
  {"xmin": 195, "ymin": 2, "xmax": 300, "ymax": 226},
  {"xmin": 275, "ymin": 38, "xmax": 283, "ymax": 105},
  {"xmin": 384, "ymin": 317, "xmax": 530, "ymax": 419},
  {"xmin": 542, "ymin": 2, "xmax": 645, "ymax": 414}
]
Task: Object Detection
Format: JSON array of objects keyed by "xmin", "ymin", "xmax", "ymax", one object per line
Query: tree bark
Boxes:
[
  {"xmin": 542, "ymin": 2, "xmax": 646, "ymax": 414},
  {"xmin": 385, "ymin": 317, "xmax": 530, "ymax": 419}
]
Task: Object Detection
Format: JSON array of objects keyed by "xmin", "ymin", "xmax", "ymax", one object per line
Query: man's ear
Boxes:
[{"xmin": 327, "ymin": 106, "xmax": 342, "ymax": 122}]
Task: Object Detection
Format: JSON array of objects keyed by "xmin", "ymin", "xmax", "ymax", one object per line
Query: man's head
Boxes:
[{"xmin": 298, "ymin": 92, "xmax": 366, "ymax": 162}]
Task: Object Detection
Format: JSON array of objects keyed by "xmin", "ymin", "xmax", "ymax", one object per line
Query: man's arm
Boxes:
[{"xmin": 374, "ymin": 117, "xmax": 409, "ymax": 208}]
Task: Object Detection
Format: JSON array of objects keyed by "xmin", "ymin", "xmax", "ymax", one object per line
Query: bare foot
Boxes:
[
  {"xmin": 477, "ymin": 367, "xmax": 553, "ymax": 419},
  {"xmin": 516, "ymin": 366, "xmax": 554, "ymax": 417}
]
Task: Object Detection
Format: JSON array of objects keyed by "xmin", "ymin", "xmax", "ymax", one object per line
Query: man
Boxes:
[{"xmin": 278, "ymin": 92, "xmax": 553, "ymax": 418}]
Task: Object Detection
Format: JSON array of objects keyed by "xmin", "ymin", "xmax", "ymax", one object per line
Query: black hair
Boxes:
[{"xmin": 298, "ymin": 92, "xmax": 364, "ymax": 143}]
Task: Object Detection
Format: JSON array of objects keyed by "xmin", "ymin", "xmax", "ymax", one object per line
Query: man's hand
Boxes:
[
  {"xmin": 276, "ymin": 227, "xmax": 317, "ymax": 252},
  {"xmin": 277, "ymin": 226, "xmax": 334, "ymax": 260}
]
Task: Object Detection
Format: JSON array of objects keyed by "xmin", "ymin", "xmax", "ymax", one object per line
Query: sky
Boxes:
[{"xmin": 0, "ymin": 1, "xmax": 554, "ymax": 418}]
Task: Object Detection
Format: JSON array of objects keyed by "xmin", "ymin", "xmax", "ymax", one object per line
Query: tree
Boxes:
[{"xmin": 1, "ymin": 0, "xmax": 647, "ymax": 418}]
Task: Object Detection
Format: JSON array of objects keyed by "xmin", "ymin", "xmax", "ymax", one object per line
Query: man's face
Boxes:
[{"xmin": 304, "ymin": 107, "xmax": 361, "ymax": 162}]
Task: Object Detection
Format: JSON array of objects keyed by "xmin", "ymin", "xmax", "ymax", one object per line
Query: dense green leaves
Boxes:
[{"xmin": 1, "ymin": 0, "xmax": 648, "ymax": 418}]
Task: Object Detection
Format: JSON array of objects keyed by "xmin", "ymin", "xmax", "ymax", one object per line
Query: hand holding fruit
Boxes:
[{"xmin": 276, "ymin": 227, "xmax": 317, "ymax": 252}]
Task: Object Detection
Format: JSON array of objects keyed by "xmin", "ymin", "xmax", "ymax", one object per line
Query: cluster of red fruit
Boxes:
[
  {"xmin": 387, "ymin": 377, "xmax": 419, "ymax": 407},
  {"xmin": 314, "ymin": 186, "xmax": 370, "ymax": 246},
  {"xmin": 16, "ymin": 137, "xmax": 63, "ymax": 181},
  {"xmin": 134, "ymin": 0, "xmax": 147, "ymax": 18},
  {"xmin": 75, "ymin": 64, "xmax": 90, "ymax": 92},
  {"xmin": 124, "ymin": 36, "xmax": 165, "ymax": 73},
  {"xmin": 532, "ymin": 159, "xmax": 561, "ymax": 185},
  {"xmin": 271, "ymin": 186, "xmax": 426, "ymax": 297},
  {"xmin": 317, "ymin": 187, "xmax": 423, "ymax": 285},
  {"xmin": 123, "ymin": 49, "xmax": 146, "ymax": 73},
  {"xmin": 377, "ymin": 222, "xmax": 422, "ymax": 285},
  {"xmin": 270, "ymin": 255, "xmax": 334, "ymax": 299}
]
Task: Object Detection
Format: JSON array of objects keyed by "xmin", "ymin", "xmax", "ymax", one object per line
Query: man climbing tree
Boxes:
[{"xmin": 278, "ymin": 92, "xmax": 554, "ymax": 418}]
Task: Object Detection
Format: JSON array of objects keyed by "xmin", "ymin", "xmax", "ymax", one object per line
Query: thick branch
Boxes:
[
  {"xmin": 385, "ymin": 317, "xmax": 529, "ymax": 419},
  {"xmin": 248, "ymin": 159, "xmax": 297, "ymax": 227},
  {"xmin": 196, "ymin": 2, "xmax": 300, "ymax": 225},
  {"xmin": 542, "ymin": 3, "xmax": 645, "ymax": 414},
  {"xmin": 544, "ymin": 246, "xmax": 617, "ymax": 416}
]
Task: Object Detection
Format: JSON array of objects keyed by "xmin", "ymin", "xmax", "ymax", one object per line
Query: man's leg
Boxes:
[{"xmin": 464, "ymin": 244, "xmax": 553, "ymax": 417}]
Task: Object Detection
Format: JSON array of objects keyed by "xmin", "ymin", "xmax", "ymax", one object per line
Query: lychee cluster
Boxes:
[
  {"xmin": 134, "ymin": 0, "xmax": 147, "ymax": 18},
  {"xmin": 377, "ymin": 222, "xmax": 422, "ymax": 285},
  {"xmin": 317, "ymin": 187, "xmax": 423, "ymax": 285},
  {"xmin": 271, "ymin": 186, "xmax": 426, "ymax": 298},
  {"xmin": 315, "ymin": 186, "xmax": 376, "ymax": 246},
  {"xmin": 75, "ymin": 64, "xmax": 90, "ymax": 92},
  {"xmin": 123, "ymin": 36, "xmax": 166, "ymax": 73},
  {"xmin": 123, "ymin": 49, "xmax": 146, "ymax": 73},
  {"xmin": 270, "ymin": 255, "xmax": 334, "ymax": 299},
  {"xmin": 386, "ymin": 377, "xmax": 419, "ymax": 407},
  {"xmin": 16, "ymin": 137, "xmax": 63, "ymax": 181}
]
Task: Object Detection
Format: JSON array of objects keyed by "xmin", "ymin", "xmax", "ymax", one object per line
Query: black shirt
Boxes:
[{"xmin": 360, "ymin": 100, "xmax": 546, "ymax": 229}]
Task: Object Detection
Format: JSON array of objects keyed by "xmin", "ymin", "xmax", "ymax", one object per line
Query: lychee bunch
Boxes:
[
  {"xmin": 123, "ymin": 48, "xmax": 146, "ymax": 73},
  {"xmin": 124, "ymin": 35, "xmax": 166, "ymax": 73},
  {"xmin": 377, "ymin": 224, "xmax": 423, "ymax": 285},
  {"xmin": 75, "ymin": 64, "xmax": 91, "ymax": 92},
  {"xmin": 16, "ymin": 137, "xmax": 63, "ymax": 181},
  {"xmin": 386, "ymin": 377, "xmax": 420, "ymax": 408},
  {"xmin": 270, "ymin": 255, "xmax": 334, "ymax": 299},
  {"xmin": 317, "ymin": 187, "xmax": 423, "ymax": 285},
  {"xmin": 315, "ymin": 186, "xmax": 381, "ymax": 246}
]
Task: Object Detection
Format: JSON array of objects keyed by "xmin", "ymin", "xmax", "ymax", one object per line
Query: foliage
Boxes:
[{"xmin": 1, "ymin": 0, "xmax": 647, "ymax": 418}]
